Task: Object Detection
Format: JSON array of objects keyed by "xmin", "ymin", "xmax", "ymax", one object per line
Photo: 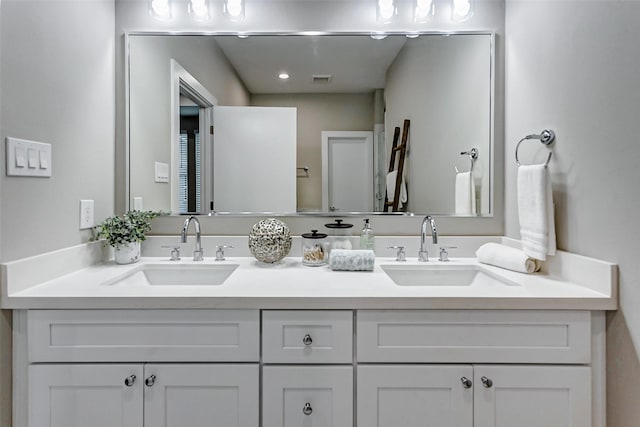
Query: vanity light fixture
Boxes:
[
  {"xmin": 149, "ymin": 0, "xmax": 172, "ymax": 20},
  {"xmin": 224, "ymin": 0, "xmax": 245, "ymax": 22},
  {"xmin": 451, "ymin": 0, "xmax": 473, "ymax": 22},
  {"xmin": 278, "ymin": 72, "xmax": 290, "ymax": 80},
  {"xmin": 414, "ymin": 0, "xmax": 434, "ymax": 22},
  {"xmin": 188, "ymin": 0, "xmax": 210, "ymax": 21},
  {"xmin": 376, "ymin": 0, "xmax": 396, "ymax": 24}
]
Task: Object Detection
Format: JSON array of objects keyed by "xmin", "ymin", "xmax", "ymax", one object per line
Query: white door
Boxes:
[
  {"xmin": 263, "ymin": 365, "xmax": 353, "ymax": 427},
  {"xmin": 474, "ymin": 365, "xmax": 591, "ymax": 427},
  {"xmin": 322, "ymin": 131, "xmax": 374, "ymax": 212},
  {"xmin": 213, "ymin": 106, "xmax": 297, "ymax": 212},
  {"xmin": 357, "ymin": 365, "xmax": 474, "ymax": 427},
  {"xmin": 144, "ymin": 364, "xmax": 259, "ymax": 427},
  {"xmin": 28, "ymin": 364, "xmax": 143, "ymax": 427}
]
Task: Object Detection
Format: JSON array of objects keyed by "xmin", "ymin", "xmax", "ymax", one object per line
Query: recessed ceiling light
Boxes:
[
  {"xmin": 406, "ymin": 32, "xmax": 420, "ymax": 39},
  {"xmin": 278, "ymin": 72, "xmax": 290, "ymax": 80},
  {"xmin": 237, "ymin": 32, "xmax": 249, "ymax": 39},
  {"xmin": 370, "ymin": 32, "xmax": 388, "ymax": 40}
]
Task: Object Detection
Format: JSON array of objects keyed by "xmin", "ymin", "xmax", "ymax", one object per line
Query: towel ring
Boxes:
[
  {"xmin": 515, "ymin": 129, "xmax": 555, "ymax": 167},
  {"xmin": 455, "ymin": 148, "xmax": 478, "ymax": 173}
]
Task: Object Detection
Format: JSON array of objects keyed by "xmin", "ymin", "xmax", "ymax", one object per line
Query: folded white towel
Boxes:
[
  {"xmin": 517, "ymin": 164, "xmax": 556, "ymax": 261},
  {"xmin": 455, "ymin": 171, "xmax": 476, "ymax": 214},
  {"xmin": 386, "ymin": 171, "xmax": 407, "ymax": 207},
  {"xmin": 476, "ymin": 243, "xmax": 540, "ymax": 274},
  {"xmin": 329, "ymin": 249, "xmax": 375, "ymax": 271}
]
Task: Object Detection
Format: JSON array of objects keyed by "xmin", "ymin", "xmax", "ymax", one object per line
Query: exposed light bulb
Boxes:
[
  {"xmin": 224, "ymin": 0, "xmax": 245, "ymax": 21},
  {"xmin": 414, "ymin": 0, "xmax": 433, "ymax": 22},
  {"xmin": 149, "ymin": 0, "xmax": 171, "ymax": 20},
  {"xmin": 278, "ymin": 72, "xmax": 290, "ymax": 80},
  {"xmin": 452, "ymin": 0, "xmax": 472, "ymax": 22},
  {"xmin": 377, "ymin": 0, "xmax": 396, "ymax": 23},
  {"xmin": 189, "ymin": 0, "xmax": 209, "ymax": 21}
]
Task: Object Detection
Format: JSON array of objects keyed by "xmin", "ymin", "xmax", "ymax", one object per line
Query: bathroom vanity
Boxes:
[{"xmin": 1, "ymin": 238, "xmax": 616, "ymax": 427}]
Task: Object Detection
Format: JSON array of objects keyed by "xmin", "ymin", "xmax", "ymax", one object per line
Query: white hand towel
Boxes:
[
  {"xmin": 386, "ymin": 171, "xmax": 407, "ymax": 207},
  {"xmin": 517, "ymin": 164, "xmax": 556, "ymax": 261},
  {"xmin": 476, "ymin": 243, "xmax": 540, "ymax": 274},
  {"xmin": 455, "ymin": 172, "xmax": 476, "ymax": 214},
  {"xmin": 329, "ymin": 249, "xmax": 375, "ymax": 271}
]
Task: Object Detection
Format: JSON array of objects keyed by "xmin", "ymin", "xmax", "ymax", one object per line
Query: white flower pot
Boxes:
[{"xmin": 114, "ymin": 241, "xmax": 141, "ymax": 265}]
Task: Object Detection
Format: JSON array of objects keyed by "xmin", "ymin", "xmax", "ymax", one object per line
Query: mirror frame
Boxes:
[{"xmin": 125, "ymin": 31, "xmax": 496, "ymax": 218}]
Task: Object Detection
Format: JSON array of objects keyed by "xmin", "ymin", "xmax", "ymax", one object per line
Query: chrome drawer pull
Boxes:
[
  {"xmin": 145, "ymin": 375, "xmax": 156, "ymax": 387},
  {"xmin": 303, "ymin": 402, "xmax": 313, "ymax": 415},
  {"xmin": 481, "ymin": 376, "xmax": 493, "ymax": 388},
  {"xmin": 124, "ymin": 375, "xmax": 136, "ymax": 387},
  {"xmin": 460, "ymin": 377, "xmax": 472, "ymax": 389},
  {"xmin": 302, "ymin": 334, "xmax": 313, "ymax": 346}
]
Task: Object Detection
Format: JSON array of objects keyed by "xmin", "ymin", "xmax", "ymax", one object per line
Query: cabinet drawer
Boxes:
[
  {"xmin": 28, "ymin": 309, "xmax": 260, "ymax": 362},
  {"xmin": 262, "ymin": 310, "xmax": 353, "ymax": 364},
  {"xmin": 262, "ymin": 366, "xmax": 353, "ymax": 427},
  {"xmin": 357, "ymin": 310, "xmax": 591, "ymax": 364}
]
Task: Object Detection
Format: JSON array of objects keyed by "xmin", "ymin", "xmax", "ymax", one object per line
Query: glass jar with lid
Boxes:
[
  {"xmin": 324, "ymin": 219, "xmax": 354, "ymax": 252},
  {"xmin": 301, "ymin": 230, "xmax": 328, "ymax": 266}
]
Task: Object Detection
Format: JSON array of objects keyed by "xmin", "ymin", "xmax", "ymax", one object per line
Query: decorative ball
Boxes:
[{"xmin": 248, "ymin": 218, "xmax": 292, "ymax": 263}]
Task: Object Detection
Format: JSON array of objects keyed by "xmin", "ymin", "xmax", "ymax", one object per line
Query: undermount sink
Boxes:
[
  {"xmin": 103, "ymin": 263, "xmax": 239, "ymax": 286},
  {"xmin": 381, "ymin": 264, "xmax": 520, "ymax": 287}
]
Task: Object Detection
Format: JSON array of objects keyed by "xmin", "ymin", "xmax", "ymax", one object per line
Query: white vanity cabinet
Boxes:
[
  {"xmin": 356, "ymin": 310, "xmax": 595, "ymax": 427},
  {"xmin": 15, "ymin": 308, "xmax": 603, "ymax": 427},
  {"xmin": 261, "ymin": 311, "xmax": 354, "ymax": 427},
  {"xmin": 29, "ymin": 363, "xmax": 259, "ymax": 427},
  {"xmin": 19, "ymin": 309, "xmax": 261, "ymax": 427}
]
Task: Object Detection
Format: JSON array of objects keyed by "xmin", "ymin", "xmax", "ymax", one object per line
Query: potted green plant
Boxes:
[{"xmin": 96, "ymin": 210, "xmax": 162, "ymax": 264}]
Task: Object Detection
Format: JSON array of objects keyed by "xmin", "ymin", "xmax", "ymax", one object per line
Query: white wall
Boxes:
[
  {"xmin": 385, "ymin": 35, "xmax": 491, "ymax": 214},
  {"xmin": 129, "ymin": 35, "xmax": 250, "ymax": 211},
  {"xmin": 0, "ymin": 0, "xmax": 115, "ymax": 262},
  {"xmin": 504, "ymin": 1, "xmax": 640, "ymax": 424},
  {"xmin": 251, "ymin": 93, "xmax": 375, "ymax": 211},
  {"xmin": 115, "ymin": 0, "xmax": 506, "ymax": 236}
]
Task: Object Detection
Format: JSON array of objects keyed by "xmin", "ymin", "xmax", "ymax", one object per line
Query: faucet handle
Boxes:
[
  {"xmin": 388, "ymin": 246, "xmax": 406, "ymax": 262},
  {"xmin": 438, "ymin": 246, "xmax": 457, "ymax": 262},
  {"xmin": 161, "ymin": 245, "xmax": 181, "ymax": 261},
  {"xmin": 215, "ymin": 245, "xmax": 234, "ymax": 261}
]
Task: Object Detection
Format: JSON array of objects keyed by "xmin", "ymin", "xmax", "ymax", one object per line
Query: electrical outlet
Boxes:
[{"xmin": 80, "ymin": 200, "xmax": 94, "ymax": 229}]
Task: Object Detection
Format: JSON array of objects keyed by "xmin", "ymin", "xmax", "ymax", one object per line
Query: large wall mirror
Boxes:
[{"xmin": 127, "ymin": 32, "xmax": 495, "ymax": 216}]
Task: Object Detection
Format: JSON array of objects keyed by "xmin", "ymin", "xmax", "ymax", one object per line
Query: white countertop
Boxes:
[{"xmin": 1, "ymin": 248, "xmax": 617, "ymax": 310}]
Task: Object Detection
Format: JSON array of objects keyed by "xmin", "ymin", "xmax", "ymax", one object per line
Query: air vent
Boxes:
[{"xmin": 312, "ymin": 75, "xmax": 332, "ymax": 84}]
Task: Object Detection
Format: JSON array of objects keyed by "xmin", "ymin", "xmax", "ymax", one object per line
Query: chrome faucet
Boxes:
[
  {"xmin": 418, "ymin": 215, "xmax": 438, "ymax": 262},
  {"xmin": 181, "ymin": 216, "xmax": 203, "ymax": 261}
]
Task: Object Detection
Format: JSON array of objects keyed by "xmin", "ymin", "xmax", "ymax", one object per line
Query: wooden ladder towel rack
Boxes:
[{"xmin": 384, "ymin": 119, "xmax": 410, "ymax": 212}]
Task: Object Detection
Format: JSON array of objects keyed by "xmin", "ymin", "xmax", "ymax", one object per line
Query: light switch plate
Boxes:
[
  {"xmin": 6, "ymin": 137, "xmax": 52, "ymax": 177},
  {"xmin": 80, "ymin": 200, "xmax": 94, "ymax": 229},
  {"xmin": 155, "ymin": 161, "xmax": 169, "ymax": 183}
]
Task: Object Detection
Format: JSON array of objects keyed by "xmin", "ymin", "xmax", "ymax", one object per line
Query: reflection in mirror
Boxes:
[{"xmin": 127, "ymin": 33, "xmax": 494, "ymax": 216}]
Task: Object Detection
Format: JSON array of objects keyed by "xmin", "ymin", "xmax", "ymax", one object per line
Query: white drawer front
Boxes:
[
  {"xmin": 28, "ymin": 310, "xmax": 259, "ymax": 362},
  {"xmin": 357, "ymin": 310, "xmax": 591, "ymax": 364},
  {"xmin": 262, "ymin": 311, "xmax": 353, "ymax": 364},
  {"xmin": 262, "ymin": 366, "xmax": 353, "ymax": 427}
]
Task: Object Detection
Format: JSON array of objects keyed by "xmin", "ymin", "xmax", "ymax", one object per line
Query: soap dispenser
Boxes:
[{"xmin": 359, "ymin": 218, "xmax": 375, "ymax": 251}]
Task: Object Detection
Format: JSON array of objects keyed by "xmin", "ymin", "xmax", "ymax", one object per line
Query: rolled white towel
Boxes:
[
  {"xmin": 329, "ymin": 249, "xmax": 375, "ymax": 271},
  {"xmin": 475, "ymin": 243, "xmax": 540, "ymax": 274}
]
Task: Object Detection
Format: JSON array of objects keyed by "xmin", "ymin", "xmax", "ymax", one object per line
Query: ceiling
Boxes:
[{"xmin": 213, "ymin": 35, "xmax": 408, "ymax": 94}]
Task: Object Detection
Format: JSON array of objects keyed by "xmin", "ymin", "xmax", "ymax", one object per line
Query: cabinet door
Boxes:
[
  {"xmin": 263, "ymin": 366, "xmax": 353, "ymax": 427},
  {"xmin": 474, "ymin": 365, "xmax": 591, "ymax": 427},
  {"xmin": 28, "ymin": 364, "xmax": 143, "ymax": 427},
  {"xmin": 358, "ymin": 365, "xmax": 473, "ymax": 427},
  {"xmin": 144, "ymin": 364, "xmax": 259, "ymax": 427}
]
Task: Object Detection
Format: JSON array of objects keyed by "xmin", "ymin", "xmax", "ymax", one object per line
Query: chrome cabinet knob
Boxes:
[
  {"xmin": 460, "ymin": 376, "xmax": 472, "ymax": 389},
  {"xmin": 302, "ymin": 334, "xmax": 313, "ymax": 346},
  {"xmin": 145, "ymin": 375, "xmax": 156, "ymax": 387},
  {"xmin": 481, "ymin": 376, "xmax": 493, "ymax": 388},
  {"xmin": 124, "ymin": 375, "xmax": 136, "ymax": 387},
  {"xmin": 303, "ymin": 402, "xmax": 313, "ymax": 416}
]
